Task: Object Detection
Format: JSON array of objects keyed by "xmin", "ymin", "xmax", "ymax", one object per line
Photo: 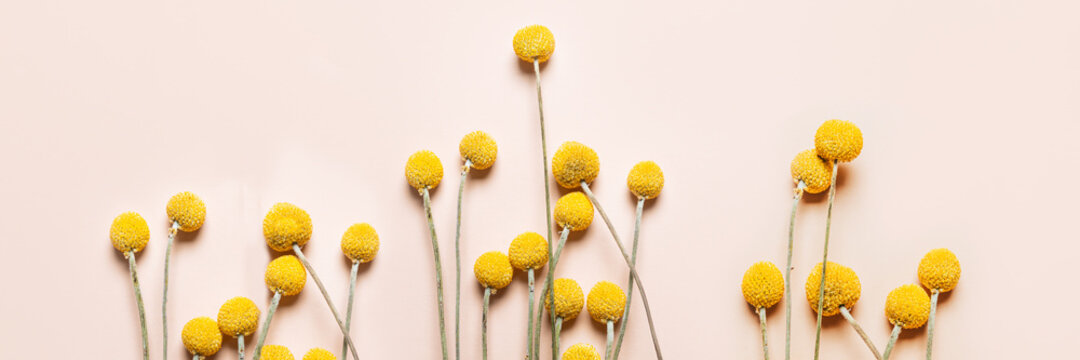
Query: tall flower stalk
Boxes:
[
  {"xmin": 111, "ymin": 212, "xmax": 151, "ymax": 360},
  {"xmin": 162, "ymin": 191, "xmax": 206, "ymax": 360},
  {"xmin": 406, "ymin": 150, "xmax": 449, "ymax": 360},
  {"xmin": 455, "ymin": 131, "xmax": 497, "ymax": 360}
]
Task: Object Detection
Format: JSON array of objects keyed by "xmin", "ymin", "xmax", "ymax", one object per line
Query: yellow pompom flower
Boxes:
[
  {"xmin": 263, "ymin": 202, "xmax": 313, "ymax": 252},
  {"xmin": 814, "ymin": 119, "xmax": 863, "ymax": 162},
  {"xmin": 918, "ymin": 248, "xmax": 961, "ymax": 292},
  {"xmin": 513, "ymin": 25, "xmax": 555, "ymax": 63},
  {"xmin": 885, "ymin": 284, "xmax": 931, "ymax": 329},
  {"xmin": 166, "ymin": 191, "xmax": 206, "ymax": 232},
  {"xmin": 302, "ymin": 348, "xmax": 336, "ymax": 360},
  {"xmin": 261, "ymin": 345, "xmax": 295, "ymax": 360},
  {"xmin": 545, "ymin": 278, "xmax": 584, "ymax": 320},
  {"xmin": 790, "ymin": 149, "xmax": 833, "ymax": 194},
  {"xmin": 552, "ymin": 141, "xmax": 600, "ymax": 189},
  {"xmin": 110, "ymin": 211, "xmax": 150, "ymax": 253},
  {"xmin": 341, "ymin": 223, "xmax": 379, "ymax": 263},
  {"xmin": 804, "ymin": 262, "xmax": 861, "ymax": 316},
  {"xmin": 217, "ymin": 296, "xmax": 260, "ymax": 337},
  {"xmin": 265, "ymin": 255, "xmax": 307, "ymax": 296},
  {"xmin": 562, "ymin": 343, "xmax": 601, "ymax": 360},
  {"xmin": 587, "ymin": 281, "xmax": 626, "ymax": 323},
  {"xmin": 459, "ymin": 131, "xmax": 498, "ymax": 170},
  {"xmin": 554, "ymin": 192, "xmax": 594, "ymax": 231},
  {"xmin": 406, "ymin": 150, "xmax": 444, "ymax": 190},
  {"xmin": 741, "ymin": 261, "xmax": 785, "ymax": 309},
  {"xmin": 626, "ymin": 161, "xmax": 664, "ymax": 200},
  {"xmin": 181, "ymin": 317, "xmax": 222, "ymax": 356},
  {"xmin": 474, "ymin": 251, "xmax": 513, "ymax": 290},
  {"xmin": 508, "ymin": 231, "xmax": 549, "ymax": 270}
]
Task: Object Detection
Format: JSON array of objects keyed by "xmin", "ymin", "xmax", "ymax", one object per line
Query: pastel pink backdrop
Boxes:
[{"xmin": 1, "ymin": 0, "xmax": 1078, "ymax": 359}]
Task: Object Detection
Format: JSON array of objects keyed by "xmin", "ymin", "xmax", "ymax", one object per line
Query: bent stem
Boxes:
[
  {"xmin": 785, "ymin": 183, "xmax": 805, "ymax": 360},
  {"xmin": 534, "ymin": 56, "xmax": 555, "ymax": 360},
  {"xmin": 839, "ymin": 306, "xmax": 882, "ymax": 360},
  {"xmin": 341, "ymin": 260, "xmax": 360, "ymax": 360},
  {"xmin": 926, "ymin": 289, "xmax": 939, "ymax": 360},
  {"xmin": 526, "ymin": 268, "xmax": 536, "ymax": 359},
  {"xmin": 238, "ymin": 334, "xmax": 245, "ymax": 360},
  {"xmin": 291, "ymin": 244, "xmax": 361, "ymax": 360},
  {"xmin": 482, "ymin": 287, "xmax": 492, "ymax": 360},
  {"xmin": 251, "ymin": 291, "xmax": 282, "ymax": 360},
  {"xmin": 126, "ymin": 251, "xmax": 149, "ymax": 360},
  {"xmin": 758, "ymin": 307, "xmax": 770, "ymax": 360},
  {"xmin": 422, "ymin": 188, "xmax": 451, "ymax": 360},
  {"xmin": 535, "ymin": 226, "xmax": 571, "ymax": 357},
  {"xmin": 454, "ymin": 160, "xmax": 471, "ymax": 360},
  {"xmin": 813, "ymin": 162, "xmax": 840, "ymax": 360},
  {"xmin": 612, "ymin": 197, "xmax": 645, "ymax": 360},
  {"xmin": 606, "ymin": 320, "xmax": 615, "ymax": 360},
  {"xmin": 162, "ymin": 221, "xmax": 178, "ymax": 360},
  {"xmin": 552, "ymin": 317, "xmax": 564, "ymax": 360},
  {"xmin": 883, "ymin": 324, "xmax": 902, "ymax": 360}
]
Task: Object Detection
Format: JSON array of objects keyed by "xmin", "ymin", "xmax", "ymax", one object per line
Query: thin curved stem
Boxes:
[
  {"xmin": 291, "ymin": 244, "xmax": 361, "ymax": 360},
  {"xmin": 126, "ymin": 251, "xmax": 149, "ymax": 360},
  {"xmin": 612, "ymin": 197, "xmax": 645, "ymax": 360},
  {"xmin": 534, "ymin": 56, "xmax": 555, "ymax": 360},
  {"xmin": 883, "ymin": 324, "xmax": 902, "ymax": 360},
  {"xmin": 535, "ymin": 227, "xmax": 570, "ymax": 357},
  {"xmin": 927, "ymin": 290, "xmax": 939, "ymax": 360},
  {"xmin": 455, "ymin": 160, "xmax": 470, "ymax": 360},
  {"xmin": 238, "ymin": 334, "xmax": 245, "ymax": 360},
  {"xmin": 162, "ymin": 221, "xmax": 178, "ymax": 360},
  {"xmin": 251, "ymin": 291, "xmax": 282, "ymax": 360},
  {"xmin": 527, "ymin": 268, "xmax": 536, "ymax": 360},
  {"xmin": 552, "ymin": 317, "xmax": 563, "ymax": 360},
  {"xmin": 758, "ymin": 307, "xmax": 770, "ymax": 360},
  {"xmin": 606, "ymin": 320, "xmax": 615, "ymax": 360},
  {"xmin": 482, "ymin": 287, "xmax": 491, "ymax": 360},
  {"xmin": 422, "ymin": 188, "xmax": 451, "ymax": 360},
  {"xmin": 839, "ymin": 306, "xmax": 882, "ymax": 360},
  {"xmin": 813, "ymin": 162, "xmax": 840, "ymax": 360},
  {"xmin": 785, "ymin": 183, "xmax": 804, "ymax": 360},
  {"xmin": 342, "ymin": 260, "xmax": 360, "ymax": 360}
]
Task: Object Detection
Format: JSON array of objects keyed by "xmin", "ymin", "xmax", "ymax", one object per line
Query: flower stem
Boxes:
[
  {"xmin": 162, "ymin": 221, "xmax": 178, "ymax": 360},
  {"xmin": 291, "ymin": 244, "xmax": 361, "ymax": 360},
  {"xmin": 534, "ymin": 56, "xmax": 555, "ymax": 360},
  {"xmin": 527, "ymin": 268, "xmax": 536, "ymax": 360},
  {"xmin": 606, "ymin": 320, "xmax": 615, "ymax": 360},
  {"xmin": 535, "ymin": 227, "xmax": 570, "ymax": 357},
  {"xmin": 342, "ymin": 260, "xmax": 360, "ymax": 360},
  {"xmin": 758, "ymin": 307, "xmax": 770, "ymax": 360},
  {"xmin": 785, "ymin": 183, "xmax": 804, "ymax": 360},
  {"xmin": 252, "ymin": 291, "xmax": 281, "ymax": 360},
  {"xmin": 883, "ymin": 324, "xmax": 902, "ymax": 360},
  {"xmin": 813, "ymin": 162, "xmax": 840, "ymax": 360},
  {"xmin": 193, "ymin": 355, "xmax": 202, "ymax": 360},
  {"xmin": 125, "ymin": 251, "xmax": 149, "ymax": 360},
  {"xmin": 552, "ymin": 317, "xmax": 563, "ymax": 360},
  {"xmin": 422, "ymin": 188, "xmax": 451, "ymax": 360},
  {"xmin": 612, "ymin": 197, "xmax": 645, "ymax": 360},
  {"xmin": 839, "ymin": 306, "xmax": 882, "ymax": 360},
  {"xmin": 455, "ymin": 160, "xmax": 470, "ymax": 360},
  {"xmin": 239, "ymin": 334, "xmax": 245, "ymax": 360},
  {"xmin": 482, "ymin": 287, "xmax": 491, "ymax": 360},
  {"xmin": 926, "ymin": 289, "xmax": 939, "ymax": 360}
]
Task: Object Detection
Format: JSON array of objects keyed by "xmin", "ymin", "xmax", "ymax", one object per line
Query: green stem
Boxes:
[
  {"xmin": 126, "ymin": 251, "xmax": 149, "ymax": 360},
  {"xmin": 422, "ymin": 188, "xmax": 451, "ymax": 360},
  {"xmin": 612, "ymin": 197, "xmax": 645, "ymax": 360},
  {"xmin": 239, "ymin": 334, "xmax": 245, "ymax": 360},
  {"xmin": 193, "ymin": 355, "xmax": 202, "ymax": 360},
  {"xmin": 785, "ymin": 183, "xmax": 804, "ymax": 360},
  {"xmin": 926, "ymin": 290, "xmax": 939, "ymax": 360},
  {"xmin": 482, "ymin": 287, "xmax": 491, "ymax": 360},
  {"xmin": 534, "ymin": 57, "xmax": 555, "ymax": 360},
  {"xmin": 454, "ymin": 161, "xmax": 470, "ymax": 360},
  {"xmin": 839, "ymin": 306, "xmax": 882, "ymax": 360},
  {"xmin": 552, "ymin": 317, "xmax": 563, "ymax": 360},
  {"xmin": 813, "ymin": 162, "xmax": 840, "ymax": 360},
  {"xmin": 535, "ymin": 227, "xmax": 570, "ymax": 357},
  {"xmin": 758, "ymin": 307, "xmax": 769, "ymax": 360},
  {"xmin": 883, "ymin": 324, "xmax": 902, "ymax": 360},
  {"xmin": 342, "ymin": 260, "xmax": 359, "ymax": 360},
  {"xmin": 291, "ymin": 244, "xmax": 361, "ymax": 360},
  {"xmin": 527, "ymin": 268, "xmax": 536, "ymax": 360},
  {"xmin": 606, "ymin": 320, "xmax": 615, "ymax": 360},
  {"xmin": 252, "ymin": 291, "xmax": 281, "ymax": 360},
  {"xmin": 162, "ymin": 221, "xmax": 177, "ymax": 360}
]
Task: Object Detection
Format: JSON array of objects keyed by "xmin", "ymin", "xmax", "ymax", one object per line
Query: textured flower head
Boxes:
[
  {"xmin": 263, "ymin": 202, "xmax": 312, "ymax": 252},
  {"xmin": 167, "ymin": 191, "xmax": 206, "ymax": 232},
  {"xmin": 508, "ymin": 231, "xmax": 549, "ymax": 270},
  {"xmin": 814, "ymin": 119, "xmax": 863, "ymax": 162},
  {"xmin": 885, "ymin": 284, "xmax": 931, "ymax": 329},
  {"xmin": 626, "ymin": 161, "xmax": 664, "ymax": 200},
  {"xmin": 474, "ymin": 251, "xmax": 513, "ymax": 290},
  {"xmin": 918, "ymin": 248, "xmax": 961, "ymax": 292},
  {"xmin": 513, "ymin": 25, "xmax": 555, "ymax": 63},
  {"xmin": 181, "ymin": 317, "xmax": 222, "ymax": 356},
  {"xmin": 261, "ymin": 345, "xmax": 294, "ymax": 360},
  {"xmin": 552, "ymin": 141, "xmax": 600, "ymax": 189},
  {"xmin": 804, "ymin": 262, "xmax": 861, "ymax": 316},
  {"xmin": 587, "ymin": 281, "xmax": 626, "ymax": 323},
  {"xmin": 302, "ymin": 348, "xmax": 336, "ymax": 360},
  {"xmin": 110, "ymin": 211, "xmax": 150, "ymax": 253},
  {"xmin": 460, "ymin": 131, "xmax": 497, "ymax": 170},
  {"xmin": 790, "ymin": 149, "xmax": 833, "ymax": 194},
  {"xmin": 741, "ymin": 261, "xmax": 784, "ymax": 309},
  {"xmin": 265, "ymin": 255, "xmax": 307, "ymax": 296},
  {"xmin": 341, "ymin": 223, "xmax": 380, "ymax": 263},
  {"xmin": 562, "ymin": 343, "xmax": 601, "ymax": 360},
  {"xmin": 217, "ymin": 296, "xmax": 260, "ymax": 337},
  {"xmin": 406, "ymin": 150, "xmax": 444, "ymax": 190},
  {"xmin": 554, "ymin": 192, "xmax": 594, "ymax": 231},
  {"xmin": 545, "ymin": 278, "xmax": 584, "ymax": 320}
]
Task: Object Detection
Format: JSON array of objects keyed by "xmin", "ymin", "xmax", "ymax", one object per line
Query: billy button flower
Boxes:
[
  {"xmin": 533, "ymin": 192, "xmax": 593, "ymax": 358},
  {"xmin": 453, "ymin": 131, "xmax": 497, "ymax": 360},
  {"xmin": 741, "ymin": 261, "xmax": 784, "ymax": 360},
  {"xmin": 339, "ymin": 223, "xmax": 379, "ymax": 360},
  {"xmin": 218, "ymin": 296, "xmax": 260, "ymax": 360},
  {"xmin": 544, "ymin": 278, "xmax": 584, "ymax": 357},
  {"xmin": 587, "ymin": 281, "xmax": 627, "ymax": 360},
  {"xmin": 783, "ymin": 149, "xmax": 832, "ymax": 360},
  {"xmin": 882, "ymin": 284, "xmax": 931, "ymax": 360},
  {"xmin": 111, "ymin": 211, "xmax": 151, "ymax": 360},
  {"xmin": 562, "ymin": 343, "xmax": 601, "ymax": 360},
  {"xmin": 252, "ymin": 255, "xmax": 306, "ymax": 360},
  {"xmin": 474, "ymin": 251, "xmax": 513, "ymax": 360},
  {"xmin": 918, "ymin": 248, "xmax": 960, "ymax": 360},
  {"xmin": 509, "ymin": 231, "xmax": 549, "ymax": 358},
  {"xmin": 260, "ymin": 345, "xmax": 294, "ymax": 360},
  {"xmin": 612, "ymin": 161, "xmax": 664, "ymax": 360},
  {"xmin": 405, "ymin": 150, "xmax": 450, "ymax": 360},
  {"xmin": 162, "ymin": 191, "xmax": 207, "ymax": 360},
  {"xmin": 181, "ymin": 317, "xmax": 222, "ymax": 360},
  {"xmin": 303, "ymin": 348, "xmax": 336, "ymax": 360},
  {"xmin": 805, "ymin": 262, "xmax": 881, "ymax": 360}
]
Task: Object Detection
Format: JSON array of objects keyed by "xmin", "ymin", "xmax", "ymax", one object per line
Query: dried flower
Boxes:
[
  {"xmin": 474, "ymin": 251, "xmax": 514, "ymax": 290},
  {"xmin": 513, "ymin": 25, "xmax": 555, "ymax": 63},
  {"xmin": 790, "ymin": 149, "xmax": 833, "ymax": 194},
  {"xmin": 406, "ymin": 150, "xmax": 444, "ymax": 190},
  {"xmin": 741, "ymin": 261, "xmax": 785, "ymax": 309},
  {"xmin": 814, "ymin": 120, "xmax": 863, "ymax": 162},
  {"xmin": 217, "ymin": 296, "xmax": 260, "ymax": 337},
  {"xmin": 111, "ymin": 212, "xmax": 150, "ymax": 253},
  {"xmin": 554, "ymin": 192, "xmax": 594, "ymax": 231},
  {"xmin": 804, "ymin": 262, "xmax": 861, "ymax": 316},
  {"xmin": 552, "ymin": 141, "xmax": 599, "ymax": 189},
  {"xmin": 509, "ymin": 231, "xmax": 549, "ymax": 271},
  {"xmin": 265, "ymin": 255, "xmax": 306, "ymax": 296},
  {"xmin": 166, "ymin": 191, "xmax": 206, "ymax": 232},
  {"xmin": 587, "ymin": 281, "xmax": 626, "ymax": 323},
  {"xmin": 885, "ymin": 284, "xmax": 931, "ymax": 329},
  {"xmin": 341, "ymin": 223, "xmax": 379, "ymax": 263},
  {"xmin": 181, "ymin": 317, "xmax": 222, "ymax": 357},
  {"xmin": 545, "ymin": 278, "xmax": 585, "ymax": 320},
  {"xmin": 918, "ymin": 248, "xmax": 961, "ymax": 292},
  {"xmin": 263, "ymin": 202, "xmax": 312, "ymax": 252},
  {"xmin": 627, "ymin": 161, "xmax": 664, "ymax": 199},
  {"xmin": 459, "ymin": 131, "xmax": 498, "ymax": 170},
  {"xmin": 562, "ymin": 343, "xmax": 601, "ymax": 360}
]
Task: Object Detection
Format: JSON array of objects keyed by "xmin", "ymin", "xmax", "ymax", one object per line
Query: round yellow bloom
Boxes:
[
  {"xmin": 918, "ymin": 248, "xmax": 961, "ymax": 292},
  {"xmin": 804, "ymin": 262, "xmax": 861, "ymax": 316},
  {"xmin": 302, "ymin": 348, "xmax": 336, "ymax": 360},
  {"xmin": 341, "ymin": 223, "xmax": 379, "ymax": 263},
  {"xmin": 405, "ymin": 150, "xmax": 444, "ymax": 190},
  {"xmin": 181, "ymin": 317, "xmax": 222, "ymax": 356},
  {"xmin": 790, "ymin": 149, "xmax": 833, "ymax": 194},
  {"xmin": 814, "ymin": 119, "xmax": 863, "ymax": 162},
  {"xmin": 265, "ymin": 255, "xmax": 306, "ymax": 296},
  {"xmin": 554, "ymin": 192, "xmax": 594, "ymax": 231},
  {"xmin": 885, "ymin": 284, "xmax": 931, "ymax": 329},
  {"xmin": 261, "ymin": 345, "xmax": 294, "ymax": 360},
  {"xmin": 545, "ymin": 278, "xmax": 584, "ymax": 320},
  {"xmin": 474, "ymin": 251, "xmax": 513, "ymax": 290},
  {"xmin": 561, "ymin": 343, "xmax": 601, "ymax": 360},
  {"xmin": 513, "ymin": 25, "xmax": 555, "ymax": 63},
  {"xmin": 263, "ymin": 202, "xmax": 312, "ymax": 252},
  {"xmin": 166, "ymin": 191, "xmax": 206, "ymax": 232},
  {"xmin": 741, "ymin": 261, "xmax": 784, "ymax": 309},
  {"xmin": 459, "ymin": 131, "xmax": 497, "ymax": 170},
  {"xmin": 508, "ymin": 231, "xmax": 549, "ymax": 270},
  {"xmin": 626, "ymin": 161, "xmax": 664, "ymax": 200},
  {"xmin": 217, "ymin": 296, "xmax": 260, "ymax": 337},
  {"xmin": 110, "ymin": 211, "xmax": 150, "ymax": 253},
  {"xmin": 552, "ymin": 141, "xmax": 599, "ymax": 189},
  {"xmin": 587, "ymin": 281, "xmax": 626, "ymax": 323}
]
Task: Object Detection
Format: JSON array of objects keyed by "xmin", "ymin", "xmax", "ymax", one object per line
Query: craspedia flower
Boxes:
[
  {"xmin": 918, "ymin": 248, "xmax": 961, "ymax": 292},
  {"xmin": 551, "ymin": 141, "xmax": 599, "ymax": 189},
  {"xmin": 260, "ymin": 345, "xmax": 295, "ymax": 360},
  {"xmin": 626, "ymin": 161, "xmax": 664, "ymax": 199},
  {"xmin": 554, "ymin": 192, "xmax": 594, "ymax": 231},
  {"xmin": 545, "ymin": 278, "xmax": 584, "ymax": 320},
  {"xmin": 265, "ymin": 255, "xmax": 307, "ymax": 296},
  {"xmin": 302, "ymin": 348, "xmax": 336, "ymax": 360},
  {"xmin": 181, "ymin": 317, "xmax": 222, "ymax": 356},
  {"xmin": 513, "ymin": 25, "xmax": 555, "ymax": 63},
  {"xmin": 814, "ymin": 119, "xmax": 863, "ymax": 162},
  {"xmin": 459, "ymin": 131, "xmax": 497, "ymax": 170},
  {"xmin": 217, "ymin": 296, "xmax": 260, "ymax": 337},
  {"xmin": 885, "ymin": 284, "xmax": 931, "ymax": 329},
  {"xmin": 341, "ymin": 223, "xmax": 379, "ymax": 263},
  {"xmin": 587, "ymin": 281, "xmax": 626, "ymax": 323},
  {"xmin": 508, "ymin": 231, "xmax": 549, "ymax": 270},
  {"xmin": 166, "ymin": 191, "xmax": 206, "ymax": 232},
  {"xmin": 741, "ymin": 261, "xmax": 785, "ymax": 309},
  {"xmin": 561, "ymin": 343, "xmax": 601, "ymax": 360},
  {"xmin": 262, "ymin": 202, "xmax": 312, "ymax": 252},
  {"xmin": 405, "ymin": 150, "xmax": 444, "ymax": 190},
  {"xmin": 110, "ymin": 211, "xmax": 150, "ymax": 253},
  {"xmin": 804, "ymin": 262, "xmax": 861, "ymax": 316},
  {"xmin": 474, "ymin": 251, "xmax": 513, "ymax": 290},
  {"xmin": 790, "ymin": 149, "xmax": 833, "ymax": 194}
]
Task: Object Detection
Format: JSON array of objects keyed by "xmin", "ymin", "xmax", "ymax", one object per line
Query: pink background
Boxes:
[{"xmin": 1, "ymin": 0, "xmax": 1078, "ymax": 359}]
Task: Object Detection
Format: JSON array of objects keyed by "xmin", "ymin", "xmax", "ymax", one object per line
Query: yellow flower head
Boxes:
[
  {"xmin": 561, "ymin": 343, "xmax": 601, "ymax": 360},
  {"xmin": 554, "ymin": 192, "xmax": 594, "ymax": 231},
  {"xmin": 341, "ymin": 223, "xmax": 379, "ymax": 263},
  {"xmin": 110, "ymin": 211, "xmax": 150, "ymax": 253},
  {"xmin": 508, "ymin": 231, "xmax": 549, "ymax": 270},
  {"xmin": 918, "ymin": 248, "xmax": 961, "ymax": 292},
  {"xmin": 513, "ymin": 25, "xmax": 555, "ymax": 63},
  {"xmin": 545, "ymin": 278, "xmax": 584, "ymax": 320},
  {"xmin": 217, "ymin": 296, "xmax": 260, "ymax": 337},
  {"xmin": 263, "ymin": 202, "xmax": 312, "ymax": 252},
  {"xmin": 261, "ymin": 345, "xmax": 295, "ymax": 360},
  {"xmin": 552, "ymin": 141, "xmax": 600, "ymax": 189},
  {"xmin": 474, "ymin": 251, "xmax": 513, "ymax": 290},
  {"xmin": 460, "ymin": 131, "xmax": 497, "ymax": 170},
  {"xmin": 181, "ymin": 317, "xmax": 222, "ymax": 357},
  {"xmin": 627, "ymin": 161, "xmax": 664, "ymax": 200},
  {"xmin": 587, "ymin": 281, "xmax": 626, "ymax": 323},
  {"xmin": 790, "ymin": 149, "xmax": 833, "ymax": 194},
  {"xmin": 741, "ymin": 261, "xmax": 784, "ymax": 309},
  {"xmin": 265, "ymin": 255, "xmax": 307, "ymax": 296},
  {"xmin": 166, "ymin": 191, "xmax": 206, "ymax": 232},
  {"xmin": 302, "ymin": 348, "xmax": 336, "ymax": 360},
  {"xmin": 885, "ymin": 284, "xmax": 931, "ymax": 329},
  {"xmin": 406, "ymin": 150, "xmax": 444, "ymax": 190},
  {"xmin": 804, "ymin": 262, "xmax": 861, "ymax": 316},
  {"xmin": 814, "ymin": 119, "xmax": 863, "ymax": 162}
]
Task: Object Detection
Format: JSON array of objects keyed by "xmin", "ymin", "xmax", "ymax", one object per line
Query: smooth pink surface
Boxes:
[{"xmin": 1, "ymin": 1, "xmax": 1078, "ymax": 359}]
